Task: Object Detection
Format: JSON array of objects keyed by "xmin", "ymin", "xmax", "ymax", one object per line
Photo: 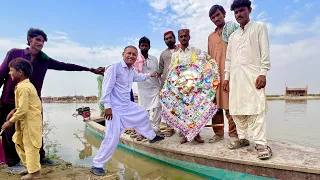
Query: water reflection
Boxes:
[
  {"xmin": 284, "ymin": 100, "xmax": 308, "ymax": 120},
  {"xmin": 81, "ymin": 123, "xmax": 205, "ymax": 179},
  {"xmin": 74, "ymin": 131, "xmax": 92, "ymax": 159},
  {"xmin": 42, "ymin": 101, "xmax": 320, "ymax": 179}
]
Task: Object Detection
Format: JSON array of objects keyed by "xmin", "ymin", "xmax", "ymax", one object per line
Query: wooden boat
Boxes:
[{"xmin": 85, "ymin": 117, "xmax": 320, "ymax": 180}]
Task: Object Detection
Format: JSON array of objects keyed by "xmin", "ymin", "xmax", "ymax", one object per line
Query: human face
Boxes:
[
  {"xmin": 164, "ymin": 33, "xmax": 176, "ymax": 48},
  {"xmin": 9, "ymin": 67, "xmax": 22, "ymax": 82},
  {"xmin": 122, "ymin": 47, "xmax": 138, "ymax": 67},
  {"xmin": 210, "ymin": 9, "xmax": 226, "ymax": 27},
  {"xmin": 178, "ymin": 32, "xmax": 190, "ymax": 47},
  {"xmin": 234, "ymin": 6, "xmax": 251, "ymax": 27},
  {"xmin": 139, "ymin": 42, "xmax": 150, "ymax": 54},
  {"xmin": 28, "ymin": 35, "xmax": 45, "ymax": 51}
]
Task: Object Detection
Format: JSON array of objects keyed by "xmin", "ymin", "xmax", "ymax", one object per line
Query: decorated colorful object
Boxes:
[
  {"xmin": 222, "ymin": 21, "xmax": 239, "ymax": 43},
  {"xmin": 161, "ymin": 49, "xmax": 220, "ymax": 142}
]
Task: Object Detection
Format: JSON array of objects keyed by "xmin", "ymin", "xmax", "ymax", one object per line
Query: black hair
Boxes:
[
  {"xmin": 124, "ymin": 45, "xmax": 138, "ymax": 52},
  {"xmin": 139, "ymin": 36, "xmax": 151, "ymax": 46},
  {"xmin": 9, "ymin": 58, "xmax": 33, "ymax": 78},
  {"xmin": 230, "ymin": 0, "xmax": 252, "ymax": 11},
  {"xmin": 209, "ymin": 5, "xmax": 226, "ymax": 17},
  {"xmin": 164, "ymin": 31, "xmax": 176, "ymax": 40},
  {"xmin": 27, "ymin": 28, "xmax": 48, "ymax": 46}
]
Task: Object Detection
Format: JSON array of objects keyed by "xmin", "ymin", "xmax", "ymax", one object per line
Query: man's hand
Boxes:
[
  {"xmin": 255, "ymin": 75, "xmax": 266, "ymax": 89},
  {"xmin": 91, "ymin": 67, "xmax": 105, "ymax": 75},
  {"xmin": 151, "ymin": 72, "xmax": 159, "ymax": 78},
  {"xmin": 223, "ymin": 80, "xmax": 229, "ymax": 92},
  {"xmin": 104, "ymin": 108, "xmax": 112, "ymax": 120},
  {"xmin": 6, "ymin": 109, "xmax": 16, "ymax": 121},
  {"xmin": 2, "ymin": 121, "xmax": 14, "ymax": 131}
]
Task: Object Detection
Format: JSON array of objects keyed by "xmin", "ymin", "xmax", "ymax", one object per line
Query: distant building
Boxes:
[
  {"xmin": 85, "ymin": 96, "xmax": 98, "ymax": 102},
  {"xmin": 285, "ymin": 86, "xmax": 308, "ymax": 97}
]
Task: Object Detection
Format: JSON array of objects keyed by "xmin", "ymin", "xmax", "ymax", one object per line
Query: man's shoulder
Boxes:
[
  {"xmin": 106, "ymin": 61, "xmax": 120, "ymax": 67},
  {"xmin": 17, "ymin": 81, "xmax": 34, "ymax": 92},
  {"xmin": 160, "ymin": 50, "xmax": 167, "ymax": 57},
  {"xmin": 251, "ymin": 21, "xmax": 266, "ymax": 28},
  {"xmin": 6, "ymin": 48, "xmax": 25, "ymax": 56},
  {"xmin": 149, "ymin": 54, "xmax": 158, "ymax": 60},
  {"xmin": 208, "ymin": 31, "xmax": 216, "ymax": 39},
  {"xmin": 191, "ymin": 47, "xmax": 202, "ymax": 52}
]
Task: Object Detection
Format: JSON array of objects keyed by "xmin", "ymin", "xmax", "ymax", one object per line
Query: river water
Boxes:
[{"xmin": 43, "ymin": 100, "xmax": 320, "ymax": 179}]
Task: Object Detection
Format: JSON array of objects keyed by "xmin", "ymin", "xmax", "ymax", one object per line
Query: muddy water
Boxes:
[
  {"xmin": 43, "ymin": 100, "xmax": 320, "ymax": 179},
  {"xmin": 43, "ymin": 103, "xmax": 205, "ymax": 179}
]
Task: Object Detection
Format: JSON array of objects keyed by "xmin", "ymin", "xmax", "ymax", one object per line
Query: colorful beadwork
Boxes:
[{"xmin": 161, "ymin": 49, "xmax": 220, "ymax": 142}]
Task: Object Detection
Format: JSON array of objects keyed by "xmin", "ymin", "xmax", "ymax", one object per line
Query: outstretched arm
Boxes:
[
  {"xmin": 133, "ymin": 69, "xmax": 151, "ymax": 82},
  {"xmin": 46, "ymin": 51, "xmax": 103, "ymax": 74}
]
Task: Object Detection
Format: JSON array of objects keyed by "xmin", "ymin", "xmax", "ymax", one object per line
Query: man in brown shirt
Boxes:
[
  {"xmin": 158, "ymin": 31, "xmax": 179, "ymax": 137},
  {"xmin": 208, "ymin": 5, "xmax": 238, "ymax": 143},
  {"xmin": 158, "ymin": 31, "xmax": 179, "ymax": 88}
]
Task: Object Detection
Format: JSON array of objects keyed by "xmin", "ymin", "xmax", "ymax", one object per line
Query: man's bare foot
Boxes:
[
  {"xmin": 21, "ymin": 170, "xmax": 41, "ymax": 180},
  {"xmin": 180, "ymin": 137, "xmax": 187, "ymax": 144},
  {"xmin": 195, "ymin": 134, "xmax": 204, "ymax": 143}
]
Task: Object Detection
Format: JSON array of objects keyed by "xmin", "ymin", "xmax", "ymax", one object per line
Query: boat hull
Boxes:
[{"xmin": 85, "ymin": 118, "xmax": 320, "ymax": 180}]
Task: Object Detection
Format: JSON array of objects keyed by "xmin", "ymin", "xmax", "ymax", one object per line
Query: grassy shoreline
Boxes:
[{"xmin": 0, "ymin": 160, "xmax": 116, "ymax": 180}]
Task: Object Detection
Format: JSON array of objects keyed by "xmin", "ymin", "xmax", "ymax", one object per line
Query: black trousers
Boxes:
[{"xmin": 0, "ymin": 102, "xmax": 46, "ymax": 167}]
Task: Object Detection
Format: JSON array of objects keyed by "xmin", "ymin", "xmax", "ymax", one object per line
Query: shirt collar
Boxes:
[
  {"xmin": 17, "ymin": 79, "xmax": 30, "ymax": 88},
  {"xmin": 121, "ymin": 60, "xmax": 134, "ymax": 70},
  {"xmin": 179, "ymin": 46, "xmax": 190, "ymax": 52},
  {"xmin": 23, "ymin": 48, "xmax": 30, "ymax": 56},
  {"xmin": 240, "ymin": 21, "xmax": 252, "ymax": 31}
]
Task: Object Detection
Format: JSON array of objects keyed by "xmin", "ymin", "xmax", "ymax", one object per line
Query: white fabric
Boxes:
[
  {"xmin": 232, "ymin": 109, "xmax": 267, "ymax": 146},
  {"xmin": 100, "ymin": 61, "xmax": 150, "ymax": 109},
  {"xmin": 93, "ymin": 60, "xmax": 156, "ymax": 168},
  {"xmin": 148, "ymin": 107, "xmax": 162, "ymax": 132},
  {"xmin": 168, "ymin": 46, "xmax": 199, "ymax": 70},
  {"xmin": 225, "ymin": 21, "xmax": 271, "ymax": 115},
  {"xmin": 137, "ymin": 55, "xmax": 161, "ymax": 110}
]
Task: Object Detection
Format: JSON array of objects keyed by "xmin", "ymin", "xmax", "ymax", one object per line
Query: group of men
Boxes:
[
  {"xmin": 124, "ymin": 0, "xmax": 272, "ymax": 162},
  {"xmin": 0, "ymin": 0, "xmax": 272, "ymax": 178}
]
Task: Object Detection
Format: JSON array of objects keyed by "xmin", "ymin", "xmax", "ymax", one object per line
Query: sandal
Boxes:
[
  {"xmin": 163, "ymin": 130, "xmax": 175, "ymax": 137},
  {"xmin": 256, "ymin": 145, "xmax": 272, "ymax": 160},
  {"xmin": 130, "ymin": 134, "xmax": 138, "ymax": 138},
  {"xmin": 136, "ymin": 135, "xmax": 146, "ymax": 141},
  {"xmin": 228, "ymin": 139, "xmax": 250, "ymax": 149},
  {"xmin": 209, "ymin": 135, "xmax": 224, "ymax": 143}
]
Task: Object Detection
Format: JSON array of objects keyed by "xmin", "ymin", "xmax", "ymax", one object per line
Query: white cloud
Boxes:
[
  {"xmin": 0, "ymin": 31, "xmax": 165, "ymax": 97},
  {"xmin": 146, "ymin": 0, "xmax": 320, "ymax": 94},
  {"xmin": 267, "ymin": 16, "xmax": 320, "ymax": 36},
  {"xmin": 147, "ymin": 0, "xmax": 235, "ymax": 51},
  {"xmin": 304, "ymin": 3, "xmax": 312, "ymax": 11},
  {"xmin": 0, "ymin": 33, "xmax": 136, "ymax": 97},
  {"xmin": 257, "ymin": 11, "xmax": 269, "ymax": 22}
]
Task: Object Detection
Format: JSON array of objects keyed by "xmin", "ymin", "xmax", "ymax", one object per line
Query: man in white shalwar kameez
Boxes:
[
  {"xmin": 223, "ymin": 0, "xmax": 272, "ymax": 160},
  {"xmin": 91, "ymin": 46, "xmax": 164, "ymax": 176},
  {"xmin": 167, "ymin": 29, "xmax": 205, "ymax": 144},
  {"xmin": 134, "ymin": 37, "xmax": 162, "ymax": 136}
]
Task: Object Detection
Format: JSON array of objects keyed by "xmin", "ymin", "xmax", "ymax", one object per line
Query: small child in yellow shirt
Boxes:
[{"xmin": 2, "ymin": 58, "xmax": 42, "ymax": 180}]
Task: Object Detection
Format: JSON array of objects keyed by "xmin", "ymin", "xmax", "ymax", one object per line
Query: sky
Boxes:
[{"xmin": 0, "ymin": 0, "xmax": 319, "ymax": 96}]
